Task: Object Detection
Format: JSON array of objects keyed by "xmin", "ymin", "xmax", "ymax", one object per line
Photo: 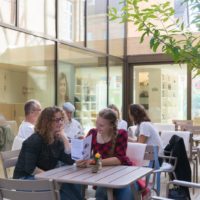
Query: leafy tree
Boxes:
[{"xmin": 109, "ymin": 0, "xmax": 200, "ymax": 76}]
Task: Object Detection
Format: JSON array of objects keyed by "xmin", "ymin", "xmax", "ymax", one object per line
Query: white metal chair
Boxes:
[
  {"xmin": 180, "ymin": 124, "xmax": 200, "ymax": 164},
  {"xmin": 154, "ymin": 123, "xmax": 175, "ymax": 134},
  {"xmin": 0, "ymin": 149, "xmax": 20, "ymax": 178},
  {"xmin": 0, "ymin": 178, "xmax": 59, "ymax": 200},
  {"xmin": 161, "ymin": 131, "xmax": 198, "ymax": 182},
  {"xmin": 160, "ymin": 131, "xmax": 198, "ymax": 184},
  {"xmin": 151, "ymin": 179, "xmax": 200, "ymax": 200},
  {"xmin": 126, "ymin": 143, "xmax": 161, "ymax": 196},
  {"xmin": 172, "ymin": 120, "xmax": 193, "ymax": 131}
]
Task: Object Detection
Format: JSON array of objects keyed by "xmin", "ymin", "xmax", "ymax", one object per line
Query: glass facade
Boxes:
[
  {"xmin": 108, "ymin": 57, "xmax": 123, "ymax": 109},
  {"xmin": 58, "ymin": 44, "xmax": 107, "ymax": 134},
  {"xmin": 0, "ymin": 27, "xmax": 55, "ymax": 127},
  {"xmin": 192, "ymin": 71, "xmax": 200, "ymax": 124},
  {"xmin": 0, "ymin": 0, "xmax": 16, "ymax": 25},
  {"xmin": 87, "ymin": 0, "xmax": 107, "ymax": 52},
  {"xmin": 58, "ymin": 0, "xmax": 85, "ymax": 45},
  {"xmin": 18, "ymin": 0, "xmax": 56, "ymax": 37},
  {"xmin": 0, "ymin": 0, "xmax": 126, "ymax": 139},
  {"xmin": 0, "ymin": 0, "xmax": 199, "ymax": 151},
  {"xmin": 133, "ymin": 64, "xmax": 187, "ymax": 123},
  {"xmin": 109, "ymin": 0, "xmax": 124, "ymax": 57}
]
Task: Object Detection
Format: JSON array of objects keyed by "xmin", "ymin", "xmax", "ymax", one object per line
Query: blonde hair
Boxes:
[
  {"xmin": 35, "ymin": 106, "xmax": 65, "ymax": 144},
  {"xmin": 98, "ymin": 108, "xmax": 118, "ymax": 157},
  {"xmin": 98, "ymin": 108, "xmax": 118, "ymax": 134}
]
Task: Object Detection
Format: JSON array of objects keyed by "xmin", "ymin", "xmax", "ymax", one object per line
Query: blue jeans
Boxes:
[
  {"xmin": 60, "ymin": 183, "xmax": 83, "ymax": 200},
  {"xmin": 95, "ymin": 182, "xmax": 139, "ymax": 200},
  {"xmin": 21, "ymin": 176, "xmax": 83, "ymax": 200}
]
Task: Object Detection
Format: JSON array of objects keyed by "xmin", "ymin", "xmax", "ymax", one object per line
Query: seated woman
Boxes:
[
  {"xmin": 77, "ymin": 108, "xmax": 138, "ymax": 200},
  {"xmin": 13, "ymin": 106, "xmax": 83, "ymax": 200},
  {"xmin": 128, "ymin": 104, "xmax": 164, "ymax": 155}
]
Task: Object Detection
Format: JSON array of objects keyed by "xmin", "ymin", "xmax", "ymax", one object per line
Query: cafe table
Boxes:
[{"xmin": 36, "ymin": 165, "xmax": 153, "ymax": 200}]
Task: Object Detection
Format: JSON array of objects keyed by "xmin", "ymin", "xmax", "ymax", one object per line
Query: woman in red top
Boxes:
[{"xmin": 77, "ymin": 108, "xmax": 138, "ymax": 200}]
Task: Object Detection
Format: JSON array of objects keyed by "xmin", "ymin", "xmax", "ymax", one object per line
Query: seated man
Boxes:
[
  {"xmin": 12, "ymin": 99, "xmax": 42, "ymax": 150},
  {"xmin": 63, "ymin": 102, "xmax": 84, "ymax": 141}
]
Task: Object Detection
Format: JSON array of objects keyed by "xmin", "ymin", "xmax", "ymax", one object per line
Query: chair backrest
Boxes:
[
  {"xmin": 181, "ymin": 124, "xmax": 200, "ymax": 136},
  {"xmin": 0, "ymin": 178, "xmax": 59, "ymax": 200},
  {"xmin": 126, "ymin": 143, "xmax": 159, "ymax": 167},
  {"xmin": 160, "ymin": 131, "xmax": 192, "ymax": 158},
  {"xmin": 126, "ymin": 142, "xmax": 147, "ymax": 166},
  {"xmin": 154, "ymin": 123, "xmax": 175, "ymax": 133},
  {"xmin": 172, "ymin": 120, "xmax": 193, "ymax": 131},
  {"xmin": 0, "ymin": 149, "xmax": 20, "ymax": 178}
]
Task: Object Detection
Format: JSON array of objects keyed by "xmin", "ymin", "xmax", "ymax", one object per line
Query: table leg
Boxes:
[
  {"xmin": 107, "ymin": 188, "xmax": 114, "ymax": 200},
  {"xmin": 130, "ymin": 183, "xmax": 140, "ymax": 200},
  {"xmin": 81, "ymin": 185, "xmax": 88, "ymax": 200}
]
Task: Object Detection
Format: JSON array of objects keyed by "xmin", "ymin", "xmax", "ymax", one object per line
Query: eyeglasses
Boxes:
[{"xmin": 52, "ymin": 117, "xmax": 65, "ymax": 123}]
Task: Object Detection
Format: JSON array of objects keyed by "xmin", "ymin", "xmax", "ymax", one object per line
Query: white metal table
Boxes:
[{"xmin": 36, "ymin": 165, "xmax": 153, "ymax": 200}]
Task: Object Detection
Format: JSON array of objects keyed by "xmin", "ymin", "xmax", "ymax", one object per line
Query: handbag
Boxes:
[{"xmin": 168, "ymin": 187, "xmax": 189, "ymax": 200}]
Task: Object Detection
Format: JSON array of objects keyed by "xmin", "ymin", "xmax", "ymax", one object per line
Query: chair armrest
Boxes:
[
  {"xmin": 168, "ymin": 180, "xmax": 200, "ymax": 188},
  {"xmin": 151, "ymin": 196, "xmax": 173, "ymax": 200},
  {"xmin": 160, "ymin": 155, "xmax": 177, "ymax": 171},
  {"xmin": 159, "ymin": 155, "xmax": 176, "ymax": 160},
  {"xmin": 166, "ymin": 179, "xmax": 200, "ymax": 197}
]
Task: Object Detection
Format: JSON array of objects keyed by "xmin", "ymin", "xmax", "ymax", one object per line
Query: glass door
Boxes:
[{"xmin": 133, "ymin": 64, "xmax": 187, "ymax": 123}]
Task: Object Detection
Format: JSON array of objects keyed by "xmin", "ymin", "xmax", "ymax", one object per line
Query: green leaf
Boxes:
[
  {"xmin": 153, "ymin": 41, "xmax": 160, "ymax": 52},
  {"xmin": 140, "ymin": 32, "xmax": 147, "ymax": 43},
  {"xmin": 150, "ymin": 37, "xmax": 155, "ymax": 49}
]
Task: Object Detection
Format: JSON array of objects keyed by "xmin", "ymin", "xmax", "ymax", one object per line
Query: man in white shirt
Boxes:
[
  {"xmin": 63, "ymin": 102, "xmax": 84, "ymax": 141},
  {"xmin": 12, "ymin": 99, "xmax": 42, "ymax": 150}
]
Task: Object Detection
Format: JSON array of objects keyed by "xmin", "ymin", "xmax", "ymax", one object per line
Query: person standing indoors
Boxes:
[
  {"xmin": 129, "ymin": 104, "xmax": 163, "ymax": 154},
  {"xmin": 108, "ymin": 104, "xmax": 128, "ymax": 130},
  {"xmin": 63, "ymin": 102, "xmax": 84, "ymax": 141},
  {"xmin": 77, "ymin": 108, "xmax": 138, "ymax": 200},
  {"xmin": 13, "ymin": 106, "xmax": 83, "ymax": 200},
  {"xmin": 12, "ymin": 99, "xmax": 42, "ymax": 150}
]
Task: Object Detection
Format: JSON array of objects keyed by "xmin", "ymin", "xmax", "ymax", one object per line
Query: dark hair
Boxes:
[
  {"xmin": 24, "ymin": 99, "xmax": 41, "ymax": 116},
  {"xmin": 107, "ymin": 104, "xmax": 120, "ymax": 119},
  {"xmin": 129, "ymin": 104, "xmax": 151, "ymax": 125},
  {"xmin": 35, "ymin": 106, "xmax": 65, "ymax": 144}
]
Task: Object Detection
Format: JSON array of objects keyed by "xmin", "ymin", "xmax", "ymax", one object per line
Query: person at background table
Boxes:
[
  {"xmin": 13, "ymin": 106, "xmax": 83, "ymax": 200},
  {"xmin": 108, "ymin": 104, "xmax": 128, "ymax": 130},
  {"xmin": 77, "ymin": 108, "xmax": 138, "ymax": 200},
  {"xmin": 63, "ymin": 102, "xmax": 84, "ymax": 141},
  {"xmin": 12, "ymin": 99, "xmax": 42, "ymax": 150},
  {"xmin": 129, "ymin": 104, "xmax": 163, "ymax": 155}
]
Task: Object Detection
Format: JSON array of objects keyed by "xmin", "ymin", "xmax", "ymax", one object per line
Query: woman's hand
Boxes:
[
  {"xmin": 57, "ymin": 130, "xmax": 71, "ymax": 153},
  {"xmin": 76, "ymin": 160, "xmax": 92, "ymax": 168},
  {"xmin": 32, "ymin": 167, "xmax": 44, "ymax": 175}
]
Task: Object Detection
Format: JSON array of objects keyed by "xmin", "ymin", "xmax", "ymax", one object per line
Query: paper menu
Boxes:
[{"xmin": 71, "ymin": 134, "xmax": 92, "ymax": 160}]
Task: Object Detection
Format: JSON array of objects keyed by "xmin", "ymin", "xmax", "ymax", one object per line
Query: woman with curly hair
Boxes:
[{"xmin": 13, "ymin": 106, "xmax": 83, "ymax": 200}]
